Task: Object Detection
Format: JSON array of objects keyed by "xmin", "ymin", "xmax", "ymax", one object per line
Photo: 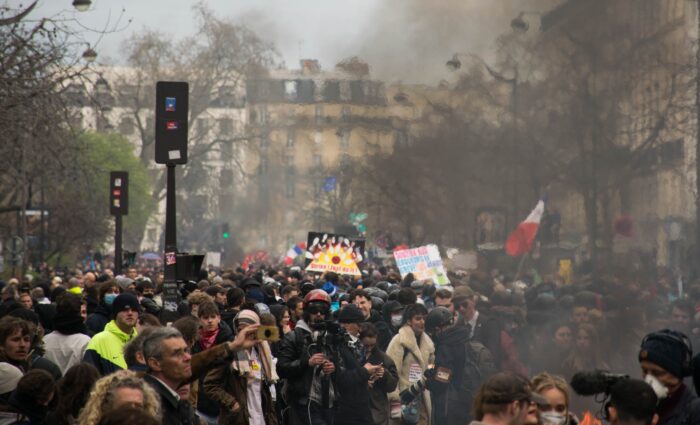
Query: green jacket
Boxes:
[{"xmin": 83, "ymin": 320, "xmax": 137, "ymax": 375}]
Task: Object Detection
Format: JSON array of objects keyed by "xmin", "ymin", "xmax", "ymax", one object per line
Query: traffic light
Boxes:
[
  {"xmin": 155, "ymin": 81, "xmax": 189, "ymax": 165},
  {"xmin": 110, "ymin": 172, "xmax": 129, "ymax": 215},
  {"xmin": 221, "ymin": 223, "xmax": 230, "ymax": 239}
]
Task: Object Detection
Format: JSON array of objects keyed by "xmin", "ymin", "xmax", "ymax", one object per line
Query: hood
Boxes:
[
  {"xmin": 382, "ymin": 301, "xmax": 403, "ymax": 323},
  {"xmin": 104, "ymin": 320, "xmax": 137, "ymax": 343}
]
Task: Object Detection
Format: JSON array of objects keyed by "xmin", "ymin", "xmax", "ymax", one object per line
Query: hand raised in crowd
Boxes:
[
  {"xmin": 308, "ymin": 353, "xmax": 326, "ymax": 367},
  {"xmin": 228, "ymin": 324, "xmax": 260, "ymax": 352}
]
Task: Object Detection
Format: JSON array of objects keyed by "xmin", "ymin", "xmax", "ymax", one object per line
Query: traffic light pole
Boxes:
[
  {"xmin": 164, "ymin": 163, "xmax": 177, "ymax": 281},
  {"xmin": 114, "ymin": 214, "xmax": 122, "ymax": 275}
]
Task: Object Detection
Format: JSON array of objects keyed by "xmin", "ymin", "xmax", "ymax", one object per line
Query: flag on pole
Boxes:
[
  {"xmin": 505, "ymin": 200, "xmax": 545, "ymax": 257},
  {"xmin": 284, "ymin": 242, "xmax": 307, "ymax": 265}
]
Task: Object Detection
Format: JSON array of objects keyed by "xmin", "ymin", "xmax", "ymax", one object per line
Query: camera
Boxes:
[
  {"xmin": 399, "ymin": 378, "xmax": 427, "ymax": 404},
  {"xmin": 570, "ymin": 370, "xmax": 629, "ymax": 396},
  {"xmin": 256, "ymin": 325, "xmax": 280, "ymax": 342}
]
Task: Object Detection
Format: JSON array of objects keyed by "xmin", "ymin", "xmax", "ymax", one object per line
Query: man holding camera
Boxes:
[{"xmin": 277, "ymin": 289, "xmax": 339, "ymax": 425}]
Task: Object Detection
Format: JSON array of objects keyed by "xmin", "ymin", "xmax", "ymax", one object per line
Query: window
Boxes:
[
  {"xmin": 287, "ymin": 131, "xmax": 295, "ymax": 148},
  {"xmin": 341, "ymin": 106, "xmax": 350, "ymax": 121},
  {"xmin": 261, "ymin": 133, "xmax": 270, "ymax": 149},
  {"xmin": 285, "ymin": 177, "xmax": 295, "ymax": 198},
  {"xmin": 259, "ymin": 157, "xmax": 269, "ymax": 175},
  {"xmin": 259, "ymin": 105, "xmax": 268, "ymax": 124},
  {"xmin": 340, "ymin": 129, "xmax": 350, "ymax": 149},
  {"xmin": 284, "ymin": 81, "xmax": 298, "ymax": 101},
  {"xmin": 197, "ymin": 118, "xmax": 208, "ymax": 134},
  {"xmin": 315, "ymin": 105, "xmax": 324, "ymax": 125},
  {"xmin": 219, "ymin": 118, "xmax": 233, "ymax": 134}
]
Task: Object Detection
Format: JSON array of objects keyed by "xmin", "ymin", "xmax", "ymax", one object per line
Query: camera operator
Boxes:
[
  {"xmin": 606, "ymin": 379, "xmax": 658, "ymax": 425},
  {"xmin": 638, "ymin": 330, "xmax": 700, "ymax": 425},
  {"xmin": 425, "ymin": 306, "xmax": 496, "ymax": 425},
  {"xmin": 276, "ymin": 289, "xmax": 337, "ymax": 425}
]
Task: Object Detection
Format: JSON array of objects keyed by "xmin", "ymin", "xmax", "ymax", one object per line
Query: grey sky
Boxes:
[{"xmin": 8, "ymin": 0, "xmax": 561, "ymax": 84}]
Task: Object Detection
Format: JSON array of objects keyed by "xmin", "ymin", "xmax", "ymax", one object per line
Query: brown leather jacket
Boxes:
[{"xmin": 203, "ymin": 359, "xmax": 277, "ymax": 425}]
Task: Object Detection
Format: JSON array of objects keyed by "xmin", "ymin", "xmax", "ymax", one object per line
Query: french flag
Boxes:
[
  {"xmin": 505, "ymin": 200, "xmax": 545, "ymax": 257},
  {"xmin": 284, "ymin": 242, "xmax": 306, "ymax": 265}
]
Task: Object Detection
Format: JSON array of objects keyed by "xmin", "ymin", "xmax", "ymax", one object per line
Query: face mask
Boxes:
[
  {"xmin": 391, "ymin": 314, "xmax": 403, "ymax": 327},
  {"xmin": 143, "ymin": 293, "xmax": 154, "ymax": 299},
  {"xmin": 645, "ymin": 374, "xmax": 669, "ymax": 399},
  {"xmin": 541, "ymin": 412, "xmax": 567, "ymax": 425},
  {"xmin": 104, "ymin": 293, "xmax": 117, "ymax": 306}
]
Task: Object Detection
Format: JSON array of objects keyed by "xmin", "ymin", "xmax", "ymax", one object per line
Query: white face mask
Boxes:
[
  {"xmin": 541, "ymin": 412, "xmax": 567, "ymax": 425},
  {"xmin": 645, "ymin": 374, "xmax": 669, "ymax": 399},
  {"xmin": 391, "ymin": 314, "xmax": 403, "ymax": 327}
]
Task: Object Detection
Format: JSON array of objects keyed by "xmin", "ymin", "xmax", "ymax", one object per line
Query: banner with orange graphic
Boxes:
[{"xmin": 305, "ymin": 232, "xmax": 365, "ymax": 276}]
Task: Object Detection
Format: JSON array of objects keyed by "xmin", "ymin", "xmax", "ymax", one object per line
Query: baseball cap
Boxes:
[{"xmin": 480, "ymin": 372, "xmax": 548, "ymax": 405}]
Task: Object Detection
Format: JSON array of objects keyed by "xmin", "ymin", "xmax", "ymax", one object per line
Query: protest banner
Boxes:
[
  {"xmin": 305, "ymin": 232, "xmax": 365, "ymax": 276},
  {"xmin": 393, "ymin": 244, "xmax": 450, "ymax": 285}
]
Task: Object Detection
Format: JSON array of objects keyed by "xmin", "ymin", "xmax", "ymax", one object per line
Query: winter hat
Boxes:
[
  {"xmin": 246, "ymin": 287, "xmax": 265, "ymax": 304},
  {"xmin": 322, "ymin": 282, "xmax": 337, "ymax": 297},
  {"xmin": 8, "ymin": 308, "xmax": 40, "ymax": 326},
  {"xmin": 115, "ymin": 276, "xmax": 135, "ymax": 291},
  {"xmin": 111, "ymin": 293, "xmax": 142, "ymax": 318},
  {"xmin": 0, "ymin": 363, "xmax": 22, "ymax": 395},
  {"xmin": 233, "ymin": 309, "xmax": 260, "ymax": 331},
  {"xmin": 639, "ymin": 329, "xmax": 691, "ymax": 378},
  {"xmin": 338, "ymin": 304, "xmax": 365, "ymax": 324}
]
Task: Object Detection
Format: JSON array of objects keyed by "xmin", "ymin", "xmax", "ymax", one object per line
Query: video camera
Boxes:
[{"xmin": 310, "ymin": 320, "xmax": 349, "ymax": 352}]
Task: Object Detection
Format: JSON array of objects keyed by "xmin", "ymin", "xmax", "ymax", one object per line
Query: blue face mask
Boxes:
[{"xmin": 104, "ymin": 293, "xmax": 118, "ymax": 306}]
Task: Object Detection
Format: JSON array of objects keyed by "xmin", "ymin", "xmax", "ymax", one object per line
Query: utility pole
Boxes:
[{"xmin": 695, "ymin": 0, "xmax": 700, "ymax": 277}]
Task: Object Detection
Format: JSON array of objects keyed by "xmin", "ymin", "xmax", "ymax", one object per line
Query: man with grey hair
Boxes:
[{"xmin": 143, "ymin": 327, "xmax": 198, "ymax": 425}]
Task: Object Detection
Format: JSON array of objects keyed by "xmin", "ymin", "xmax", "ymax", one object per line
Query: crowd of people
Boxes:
[{"xmin": 0, "ymin": 262, "xmax": 699, "ymax": 425}]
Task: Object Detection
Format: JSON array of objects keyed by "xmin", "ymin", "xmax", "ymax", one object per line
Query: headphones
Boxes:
[{"xmin": 640, "ymin": 329, "xmax": 693, "ymax": 377}]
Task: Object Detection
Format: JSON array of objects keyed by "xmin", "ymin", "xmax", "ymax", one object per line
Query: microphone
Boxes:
[{"xmin": 570, "ymin": 370, "xmax": 628, "ymax": 396}]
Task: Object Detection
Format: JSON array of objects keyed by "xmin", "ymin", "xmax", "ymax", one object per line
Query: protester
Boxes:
[
  {"xmin": 77, "ymin": 370, "xmax": 161, "ymax": 425},
  {"xmin": 0, "ymin": 369, "xmax": 57, "ymax": 425},
  {"xmin": 386, "ymin": 303, "xmax": 435, "ymax": 425},
  {"xmin": 46, "ymin": 363, "xmax": 101, "ymax": 425},
  {"xmin": 83, "ymin": 293, "xmax": 141, "ymax": 375},
  {"xmin": 531, "ymin": 373, "xmax": 578, "ymax": 425},
  {"xmin": 0, "ymin": 316, "xmax": 62, "ymax": 380},
  {"xmin": 471, "ymin": 372, "xmax": 548, "ymax": 425},
  {"xmin": 86, "ymin": 281, "xmax": 120, "ymax": 334},
  {"xmin": 43, "ymin": 293, "xmax": 91, "ymax": 374},
  {"xmin": 606, "ymin": 379, "xmax": 658, "ymax": 425},
  {"xmin": 359, "ymin": 322, "xmax": 399, "ymax": 425},
  {"xmin": 203, "ymin": 309, "xmax": 279, "ymax": 425}
]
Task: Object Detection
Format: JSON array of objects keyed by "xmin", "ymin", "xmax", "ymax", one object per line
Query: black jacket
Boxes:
[
  {"xmin": 332, "ymin": 339, "xmax": 374, "ymax": 425},
  {"xmin": 428, "ymin": 325, "xmax": 472, "ymax": 425},
  {"xmin": 85, "ymin": 304, "xmax": 111, "ymax": 334},
  {"xmin": 657, "ymin": 384, "xmax": 700, "ymax": 425},
  {"xmin": 144, "ymin": 374, "xmax": 198, "ymax": 425},
  {"xmin": 192, "ymin": 321, "xmax": 234, "ymax": 417},
  {"xmin": 276, "ymin": 321, "xmax": 317, "ymax": 405},
  {"xmin": 366, "ymin": 348, "xmax": 399, "ymax": 425}
]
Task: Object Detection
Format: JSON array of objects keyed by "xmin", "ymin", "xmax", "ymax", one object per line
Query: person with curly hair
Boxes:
[{"xmin": 77, "ymin": 370, "xmax": 160, "ymax": 425}]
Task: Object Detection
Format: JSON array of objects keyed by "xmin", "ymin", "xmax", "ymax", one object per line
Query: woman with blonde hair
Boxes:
[
  {"xmin": 531, "ymin": 372, "xmax": 579, "ymax": 425},
  {"xmin": 77, "ymin": 370, "xmax": 160, "ymax": 425}
]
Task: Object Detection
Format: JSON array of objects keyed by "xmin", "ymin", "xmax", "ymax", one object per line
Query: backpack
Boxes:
[{"xmin": 451, "ymin": 340, "xmax": 495, "ymax": 406}]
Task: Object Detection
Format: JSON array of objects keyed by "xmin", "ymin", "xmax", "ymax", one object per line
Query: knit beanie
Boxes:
[
  {"xmin": 338, "ymin": 304, "xmax": 365, "ymax": 324},
  {"xmin": 639, "ymin": 329, "xmax": 690, "ymax": 378},
  {"xmin": 233, "ymin": 309, "xmax": 260, "ymax": 332},
  {"xmin": 0, "ymin": 363, "xmax": 22, "ymax": 395},
  {"xmin": 111, "ymin": 293, "xmax": 142, "ymax": 318}
]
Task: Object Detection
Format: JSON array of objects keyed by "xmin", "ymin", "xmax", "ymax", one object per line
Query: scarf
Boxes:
[
  {"xmin": 230, "ymin": 341, "xmax": 279, "ymax": 383},
  {"xmin": 200, "ymin": 327, "xmax": 219, "ymax": 350}
]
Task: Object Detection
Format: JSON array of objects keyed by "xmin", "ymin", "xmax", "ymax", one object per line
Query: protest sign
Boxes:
[
  {"xmin": 393, "ymin": 244, "xmax": 450, "ymax": 285},
  {"xmin": 305, "ymin": 232, "xmax": 365, "ymax": 276}
]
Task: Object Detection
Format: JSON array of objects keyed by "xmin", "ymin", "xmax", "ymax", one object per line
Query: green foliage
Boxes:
[{"xmin": 78, "ymin": 132, "xmax": 155, "ymax": 249}]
